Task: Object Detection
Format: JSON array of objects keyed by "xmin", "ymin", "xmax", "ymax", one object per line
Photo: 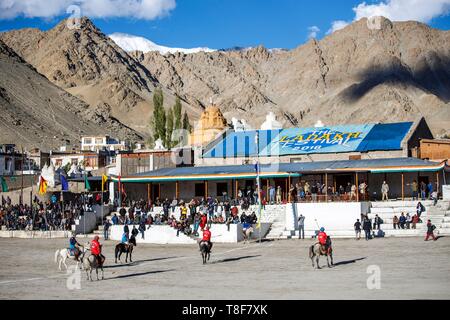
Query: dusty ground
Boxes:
[{"xmin": 0, "ymin": 236, "xmax": 449, "ymax": 300}]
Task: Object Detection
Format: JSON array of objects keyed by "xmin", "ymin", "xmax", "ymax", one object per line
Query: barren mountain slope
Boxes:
[
  {"xmin": 139, "ymin": 17, "xmax": 450, "ymax": 136},
  {"xmin": 0, "ymin": 18, "xmax": 200, "ymax": 135},
  {"xmin": 0, "ymin": 40, "xmax": 142, "ymax": 151}
]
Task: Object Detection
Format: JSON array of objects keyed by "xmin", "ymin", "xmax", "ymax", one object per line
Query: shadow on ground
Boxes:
[
  {"xmin": 211, "ymin": 255, "xmax": 261, "ymax": 264},
  {"xmin": 103, "ymin": 256, "xmax": 180, "ymax": 269},
  {"xmin": 332, "ymin": 257, "xmax": 367, "ymax": 267},
  {"xmin": 104, "ymin": 269, "xmax": 175, "ymax": 280}
]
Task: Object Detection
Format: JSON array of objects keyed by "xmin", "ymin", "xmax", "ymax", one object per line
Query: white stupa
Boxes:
[
  {"xmin": 153, "ymin": 138, "xmax": 166, "ymax": 151},
  {"xmin": 232, "ymin": 117, "xmax": 252, "ymax": 132},
  {"xmin": 39, "ymin": 162, "xmax": 57, "ymax": 188},
  {"xmin": 260, "ymin": 112, "xmax": 283, "ymax": 130},
  {"xmin": 314, "ymin": 120, "xmax": 325, "ymax": 128}
]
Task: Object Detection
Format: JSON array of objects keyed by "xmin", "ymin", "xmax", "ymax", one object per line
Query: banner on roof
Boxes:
[{"xmin": 260, "ymin": 124, "xmax": 374, "ymax": 155}]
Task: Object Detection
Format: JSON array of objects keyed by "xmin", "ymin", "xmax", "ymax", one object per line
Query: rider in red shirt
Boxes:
[
  {"xmin": 318, "ymin": 227, "xmax": 331, "ymax": 254},
  {"xmin": 199, "ymin": 226, "xmax": 213, "ymax": 252},
  {"xmin": 90, "ymin": 236, "xmax": 104, "ymax": 265}
]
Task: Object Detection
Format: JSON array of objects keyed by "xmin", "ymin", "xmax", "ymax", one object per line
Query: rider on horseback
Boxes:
[
  {"xmin": 69, "ymin": 232, "xmax": 82, "ymax": 261},
  {"xmin": 318, "ymin": 227, "xmax": 331, "ymax": 254},
  {"xmin": 199, "ymin": 226, "xmax": 213, "ymax": 253},
  {"xmin": 90, "ymin": 235, "xmax": 105, "ymax": 266}
]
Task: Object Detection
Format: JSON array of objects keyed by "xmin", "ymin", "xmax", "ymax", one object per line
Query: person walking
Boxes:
[
  {"xmin": 298, "ymin": 214, "xmax": 305, "ymax": 239},
  {"xmin": 103, "ymin": 218, "xmax": 111, "ymax": 240},
  {"xmin": 373, "ymin": 214, "xmax": 382, "ymax": 230},
  {"xmin": 269, "ymin": 186, "xmax": 275, "ymax": 204},
  {"xmin": 381, "ymin": 181, "xmax": 389, "ymax": 201},
  {"xmin": 276, "ymin": 186, "xmax": 282, "ymax": 204},
  {"xmin": 354, "ymin": 219, "xmax": 362, "ymax": 240},
  {"xmin": 362, "ymin": 217, "xmax": 372, "ymax": 241},
  {"xmin": 425, "ymin": 219, "xmax": 437, "ymax": 241}
]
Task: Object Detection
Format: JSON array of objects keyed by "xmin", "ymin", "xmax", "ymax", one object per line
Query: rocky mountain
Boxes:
[
  {"xmin": 0, "ymin": 39, "xmax": 142, "ymax": 151},
  {"xmin": 1, "ymin": 17, "xmax": 449, "ymax": 140},
  {"xmin": 0, "ymin": 18, "xmax": 200, "ymax": 135},
  {"xmin": 137, "ymin": 17, "xmax": 450, "ymax": 137}
]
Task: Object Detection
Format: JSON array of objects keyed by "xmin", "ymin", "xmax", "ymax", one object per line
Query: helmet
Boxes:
[
  {"xmin": 320, "ymin": 227, "xmax": 325, "ymax": 232},
  {"xmin": 94, "ymin": 235, "xmax": 99, "ymax": 241}
]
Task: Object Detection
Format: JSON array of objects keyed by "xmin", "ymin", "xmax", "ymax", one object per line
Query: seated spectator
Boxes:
[
  {"xmin": 399, "ymin": 213, "xmax": 406, "ymax": 229},
  {"xmin": 393, "ymin": 215, "xmax": 399, "ymax": 229},
  {"xmin": 406, "ymin": 213, "xmax": 412, "ymax": 229},
  {"xmin": 411, "ymin": 214, "xmax": 420, "ymax": 229}
]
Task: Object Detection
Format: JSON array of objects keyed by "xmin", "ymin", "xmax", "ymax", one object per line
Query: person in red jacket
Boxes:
[
  {"xmin": 199, "ymin": 226, "xmax": 213, "ymax": 253},
  {"xmin": 199, "ymin": 213, "xmax": 208, "ymax": 231},
  {"xmin": 90, "ymin": 236, "xmax": 105, "ymax": 266}
]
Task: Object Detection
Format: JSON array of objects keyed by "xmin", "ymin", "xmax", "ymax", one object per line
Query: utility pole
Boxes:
[{"xmin": 255, "ymin": 131, "xmax": 262, "ymax": 244}]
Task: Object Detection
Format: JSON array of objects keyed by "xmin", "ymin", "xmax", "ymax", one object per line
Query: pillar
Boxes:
[
  {"xmin": 325, "ymin": 173, "xmax": 328, "ymax": 202},
  {"xmin": 436, "ymin": 171, "xmax": 440, "ymax": 196},
  {"xmin": 205, "ymin": 180, "xmax": 208, "ymax": 198},
  {"xmin": 288, "ymin": 175, "xmax": 291, "ymax": 202},
  {"xmin": 355, "ymin": 172, "xmax": 359, "ymax": 202},
  {"xmin": 401, "ymin": 173, "xmax": 404, "ymax": 201},
  {"xmin": 176, "ymin": 181, "xmax": 179, "ymax": 199}
]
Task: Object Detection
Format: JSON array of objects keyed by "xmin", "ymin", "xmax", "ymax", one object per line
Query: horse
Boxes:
[
  {"xmin": 115, "ymin": 240, "xmax": 134, "ymax": 264},
  {"xmin": 242, "ymin": 226, "xmax": 254, "ymax": 244},
  {"xmin": 54, "ymin": 245, "xmax": 87, "ymax": 271},
  {"xmin": 82, "ymin": 253, "xmax": 105, "ymax": 281},
  {"xmin": 200, "ymin": 241, "xmax": 211, "ymax": 265},
  {"xmin": 309, "ymin": 236, "xmax": 334, "ymax": 269}
]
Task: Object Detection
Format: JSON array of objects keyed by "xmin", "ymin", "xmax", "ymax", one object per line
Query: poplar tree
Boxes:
[
  {"xmin": 151, "ymin": 88, "xmax": 166, "ymax": 143},
  {"xmin": 166, "ymin": 108, "xmax": 174, "ymax": 149}
]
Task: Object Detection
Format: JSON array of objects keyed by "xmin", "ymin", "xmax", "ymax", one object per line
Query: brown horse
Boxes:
[{"xmin": 309, "ymin": 236, "xmax": 334, "ymax": 269}]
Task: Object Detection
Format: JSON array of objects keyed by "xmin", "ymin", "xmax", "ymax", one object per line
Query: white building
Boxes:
[{"xmin": 81, "ymin": 136, "xmax": 129, "ymax": 152}]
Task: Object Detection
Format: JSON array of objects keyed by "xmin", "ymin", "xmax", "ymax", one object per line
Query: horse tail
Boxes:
[
  {"xmin": 54, "ymin": 249, "xmax": 60, "ymax": 263},
  {"xmin": 309, "ymin": 245, "xmax": 314, "ymax": 259}
]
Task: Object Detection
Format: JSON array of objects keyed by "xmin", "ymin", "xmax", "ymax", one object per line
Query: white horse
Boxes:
[
  {"xmin": 54, "ymin": 245, "xmax": 87, "ymax": 271},
  {"xmin": 242, "ymin": 226, "xmax": 254, "ymax": 244}
]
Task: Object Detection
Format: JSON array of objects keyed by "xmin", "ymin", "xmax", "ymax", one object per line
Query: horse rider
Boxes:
[
  {"xmin": 121, "ymin": 230, "xmax": 129, "ymax": 245},
  {"xmin": 90, "ymin": 235, "xmax": 105, "ymax": 266},
  {"xmin": 318, "ymin": 227, "xmax": 331, "ymax": 254},
  {"xmin": 199, "ymin": 226, "xmax": 213, "ymax": 253},
  {"xmin": 69, "ymin": 232, "xmax": 82, "ymax": 261}
]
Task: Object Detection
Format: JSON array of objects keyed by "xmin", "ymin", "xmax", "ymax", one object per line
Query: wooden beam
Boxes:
[
  {"xmin": 147, "ymin": 183, "xmax": 151, "ymax": 204},
  {"xmin": 235, "ymin": 179, "xmax": 238, "ymax": 200},
  {"xmin": 205, "ymin": 180, "xmax": 208, "ymax": 198},
  {"xmin": 401, "ymin": 173, "xmax": 404, "ymax": 201},
  {"xmin": 356, "ymin": 172, "xmax": 359, "ymax": 202},
  {"xmin": 436, "ymin": 171, "xmax": 440, "ymax": 196},
  {"xmin": 285, "ymin": 177, "xmax": 288, "ymax": 202},
  {"xmin": 325, "ymin": 173, "xmax": 328, "ymax": 202},
  {"xmin": 176, "ymin": 181, "xmax": 179, "ymax": 199},
  {"xmin": 288, "ymin": 175, "xmax": 291, "ymax": 202}
]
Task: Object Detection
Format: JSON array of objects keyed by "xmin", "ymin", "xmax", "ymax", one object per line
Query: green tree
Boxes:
[
  {"xmin": 182, "ymin": 111, "xmax": 192, "ymax": 133},
  {"xmin": 166, "ymin": 108, "xmax": 174, "ymax": 149},
  {"xmin": 151, "ymin": 88, "xmax": 166, "ymax": 143},
  {"xmin": 173, "ymin": 96, "xmax": 182, "ymax": 130}
]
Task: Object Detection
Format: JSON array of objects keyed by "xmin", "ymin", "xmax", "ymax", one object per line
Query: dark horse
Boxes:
[
  {"xmin": 309, "ymin": 236, "xmax": 334, "ymax": 269},
  {"xmin": 115, "ymin": 235, "xmax": 136, "ymax": 263},
  {"xmin": 200, "ymin": 241, "xmax": 211, "ymax": 265}
]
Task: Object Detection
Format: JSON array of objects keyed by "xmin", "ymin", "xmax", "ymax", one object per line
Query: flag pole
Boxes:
[{"xmin": 255, "ymin": 131, "xmax": 262, "ymax": 244}]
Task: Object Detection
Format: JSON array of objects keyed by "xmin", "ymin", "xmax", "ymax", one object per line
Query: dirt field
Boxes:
[{"xmin": 0, "ymin": 236, "xmax": 449, "ymax": 300}]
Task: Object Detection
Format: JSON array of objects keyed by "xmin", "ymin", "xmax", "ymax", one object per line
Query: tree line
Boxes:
[{"xmin": 149, "ymin": 88, "xmax": 192, "ymax": 149}]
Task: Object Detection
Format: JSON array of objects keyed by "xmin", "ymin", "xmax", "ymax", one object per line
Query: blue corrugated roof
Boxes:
[
  {"xmin": 203, "ymin": 122, "xmax": 414, "ymax": 158},
  {"xmin": 114, "ymin": 158, "xmax": 443, "ymax": 183}
]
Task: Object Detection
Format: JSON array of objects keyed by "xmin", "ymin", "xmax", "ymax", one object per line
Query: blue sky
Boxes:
[{"xmin": 1, "ymin": 0, "xmax": 449, "ymax": 49}]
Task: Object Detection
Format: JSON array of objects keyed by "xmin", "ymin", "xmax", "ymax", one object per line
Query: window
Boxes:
[
  {"xmin": 83, "ymin": 138, "xmax": 92, "ymax": 145},
  {"xmin": 217, "ymin": 183, "xmax": 228, "ymax": 196},
  {"xmin": 95, "ymin": 138, "xmax": 103, "ymax": 145},
  {"xmin": 195, "ymin": 183, "xmax": 206, "ymax": 197}
]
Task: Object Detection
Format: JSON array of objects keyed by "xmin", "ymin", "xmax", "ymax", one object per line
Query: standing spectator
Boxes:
[
  {"xmin": 354, "ymin": 219, "xmax": 362, "ymax": 240},
  {"xmin": 350, "ymin": 183, "xmax": 357, "ymax": 201},
  {"xmin": 298, "ymin": 214, "xmax": 305, "ymax": 239},
  {"xmin": 311, "ymin": 183, "xmax": 318, "ymax": 202},
  {"xmin": 427, "ymin": 182, "xmax": 434, "ymax": 200},
  {"xmin": 431, "ymin": 190, "xmax": 438, "ymax": 206},
  {"xmin": 410, "ymin": 180, "xmax": 418, "ymax": 200},
  {"xmin": 362, "ymin": 217, "xmax": 372, "ymax": 241},
  {"xmin": 138, "ymin": 219, "xmax": 146, "ymax": 239},
  {"xmin": 345, "ymin": 182, "xmax": 352, "ymax": 200},
  {"xmin": 381, "ymin": 181, "xmax": 389, "ymax": 201},
  {"xmin": 111, "ymin": 214, "xmax": 119, "ymax": 225},
  {"xmin": 276, "ymin": 186, "xmax": 282, "ymax": 204},
  {"xmin": 359, "ymin": 181, "xmax": 368, "ymax": 201},
  {"xmin": 289, "ymin": 184, "xmax": 296, "ymax": 203},
  {"xmin": 424, "ymin": 220, "xmax": 437, "ymax": 241},
  {"xmin": 269, "ymin": 186, "xmax": 275, "ymax": 204},
  {"xmin": 103, "ymin": 218, "xmax": 111, "ymax": 240},
  {"xmin": 420, "ymin": 181, "xmax": 427, "ymax": 200},
  {"xmin": 193, "ymin": 213, "xmax": 200, "ymax": 236},
  {"xmin": 416, "ymin": 202, "xmax": 425, "ymax": 218},
  {"xmin": 393, "ymin": 215, "xmax": 399, "ymax": 229},
  {"xmin": 223, "ymin": 201, "xmax": 231, "ymax": 221}
]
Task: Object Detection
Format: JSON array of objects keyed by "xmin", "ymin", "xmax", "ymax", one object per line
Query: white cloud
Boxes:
[
  {"xmin": 327, "ymin": 0, "xmax": 450, "ymax": 34},
  {"xmin": 326, "ymin": 20, "xmax": 349, "ymax": 34},
  {"xmin": 307, "ymin": 26, "xmax": 320, "ymax": 39},
  {"xmin": 0, "ymin": 0, "xmax": 177, "ymax": 20}
]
